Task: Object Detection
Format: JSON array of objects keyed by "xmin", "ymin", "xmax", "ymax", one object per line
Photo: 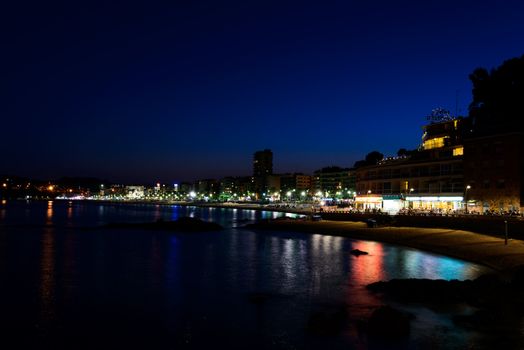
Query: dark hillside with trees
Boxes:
[{"xmin": 469, "ymin": 54, "xmax": 524, "ymax": 135}]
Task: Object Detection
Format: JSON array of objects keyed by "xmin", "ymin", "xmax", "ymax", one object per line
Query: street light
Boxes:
[{"xmin": 465, "ymin": 185, "xmax": 471, "ymax": 214}]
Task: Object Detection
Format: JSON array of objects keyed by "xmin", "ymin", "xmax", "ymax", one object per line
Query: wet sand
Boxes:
[{"xmin": 247, "ymin": 219, "xmax": 524, "ymax": 272}]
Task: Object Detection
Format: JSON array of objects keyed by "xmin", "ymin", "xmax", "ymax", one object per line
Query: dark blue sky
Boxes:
[{"xmin": 3, "ymin": 0, "xmax": 524, "ymax": 183}]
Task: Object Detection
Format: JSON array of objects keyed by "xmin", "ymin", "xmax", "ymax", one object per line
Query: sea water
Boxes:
[{"xmin": 0, "ymin": 200, "xmax": 501, "ymax": 349}]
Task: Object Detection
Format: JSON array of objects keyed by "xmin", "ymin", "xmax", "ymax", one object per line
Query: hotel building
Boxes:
[{"xmin": 355, "ymin": 118, "xmax": 467, "ymax": 213}]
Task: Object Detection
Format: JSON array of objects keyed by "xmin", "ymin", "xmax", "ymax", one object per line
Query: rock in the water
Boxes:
[
  {"xmin": 306, "ymin": 305, "xmax": 348, "ymax": 336},
  {"xmin": 247, "ymin": 292, "xmax": 272, "ymax": 305},
  {"xmin": 350, "ymin": 249, "xmax": 368, "ymax": 256},
  {"xmin": 367, "ymin": 305, "xmax": 412, "ymax": 339}
]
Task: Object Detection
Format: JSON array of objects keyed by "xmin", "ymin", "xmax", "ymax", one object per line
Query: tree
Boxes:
[
  {"xmin": 397, "ymin": 148, "xmax": 408, "ymax": 157},
  {"xmin": 365, "ymin": 151, "xmax": 384, "ymax": 165},
  {"xmin": 353, "ymin": 160, "xmax": 368, "ymax": 168},
  {"xmin": 469, "ymin": 54, "xmax": 524, "ymax": 133},
  {"xmin": 353, "ymin": 151, "xmax": 384, "ymax": 168}
]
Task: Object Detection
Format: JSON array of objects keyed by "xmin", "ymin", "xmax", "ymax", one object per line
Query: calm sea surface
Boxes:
[{"xmin": 0, "ymin": 200, "xmax": 498, "ymax": 349}]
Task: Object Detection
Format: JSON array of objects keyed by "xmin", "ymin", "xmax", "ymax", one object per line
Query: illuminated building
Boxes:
[
  {"xmin": 196, "ymin": 179, "xmax": 219, "ymax": 196},
  {"xmin": 266, "ymin": 174, "xmax": 281, "ymax": 194},
  {"xmin": 125, "ymin": 186, "xmax": 145, "ymax": 199},
  {"xmin": 355, "ymin": 117, "xmax": 468, "ymax": 213},
  {"xmin": 313, "ymin": 166, "xmax": 355, "ymax": 197},
  {"xmin": 295, "ymin": 174, "xmax": 312, "ymax": 191},
  {"xmin": 219, "ymin": 176, "xmax": 254, "ymax": 200},
  {"xmin": 280, "ymin": 173, "xmax": 312, "ymax": 192}
]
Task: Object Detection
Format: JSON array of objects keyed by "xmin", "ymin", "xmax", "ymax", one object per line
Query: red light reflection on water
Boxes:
[
  {"xmin": 350, "ymin": 241, "xmax": 385, "ymax": 286},
  {"xmin": 344, "ymin": 240, "xmax": 386, "ymax": 342}
]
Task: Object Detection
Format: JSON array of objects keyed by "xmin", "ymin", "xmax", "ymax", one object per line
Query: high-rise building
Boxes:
[
  {"xmin": 253, "ymin": 149, "xmax": 273, "ymax": 177},
  {"xmin": 253, "ymin": 149, "xmax": 273, "ymax": 198}
]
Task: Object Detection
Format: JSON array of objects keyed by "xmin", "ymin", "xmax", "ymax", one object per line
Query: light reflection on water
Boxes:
[
  {"xmin": 0, "ymin": 200, "xmax": 496, "ymax": 349},
  {"xmin": 39, "ymin": 227, "xmax": 55, "ymax": 328},
  {"xmin": 0, "ymin": 199, "xmax": 6, "ymax": 221},
  {"xmin": 46, "ymin": 200, "xmax": 53, "ymax": 224}
]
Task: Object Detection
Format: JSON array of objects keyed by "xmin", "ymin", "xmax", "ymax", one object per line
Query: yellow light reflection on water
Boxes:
[
  {"xmin": 40, "ymin": 228, "xmax": 55, "ymax": 323},
  {"xmin": 46, "ymin": 201, "xmax": 53, "ymax": 224},
  {"xmin": 67, "ymin": 202, "xmax": 73, "ymax": 222},
  {"xmin": 0, "ymin": 199, "xmax": 5, "ymax": 220}
]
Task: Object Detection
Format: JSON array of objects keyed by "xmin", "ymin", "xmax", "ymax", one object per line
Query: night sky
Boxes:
[{"xmin": 3, "ymin": 1, "xmax": 524, "ymax": 183}]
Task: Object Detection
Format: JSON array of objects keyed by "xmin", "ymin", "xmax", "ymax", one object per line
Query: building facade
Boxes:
[
  {"xmin": 279, "ymin": 173, "xmax": 313, "ymax": 199},
  {"xmin": 463, "ymin": 132, "xmax": 524, "ymax": 213},
  {"xmin": 253, "ymin": 149, "xmax": 273, "ymax": 197},
  {"xmin": 253, "ymin": 149, "xmax": 273, "ymax": 177},
  {"xmin": 313, "ymin": 166, "xmax": 355, "ymax": 197},
  {"xmin": 355, "ymin": 118, "xmax": 467, "ymax": 213}
]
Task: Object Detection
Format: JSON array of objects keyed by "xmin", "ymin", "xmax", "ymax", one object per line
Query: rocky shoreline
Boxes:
[{"xmin": 247, "ymin": 218, "xmax": 524, "ymax": 339}]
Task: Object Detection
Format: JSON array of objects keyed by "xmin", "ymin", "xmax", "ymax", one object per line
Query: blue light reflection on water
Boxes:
[{"xmin": 0, "ymin": 200, "xmax": 497, "ymax": 349}]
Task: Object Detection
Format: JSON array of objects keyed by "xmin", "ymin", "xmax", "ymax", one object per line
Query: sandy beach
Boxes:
[{"xmin": 247, "ymin": 219, "xmax": 524, "ymax": 272}]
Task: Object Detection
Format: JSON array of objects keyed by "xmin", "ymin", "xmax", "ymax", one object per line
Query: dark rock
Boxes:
[
  {"xmin": 364, "ymin": 265, "xmax": 524, "ymax": 334},
  {"xmin": 367, "ymin": 278, "xmax": 472, "ymax": 303},
  {"xmin": 350, "ymin": 249, "xmax": 368, "ymax": 256},
  {"xmin": 306, "ymin": 305, "xmax": 348, "ymax": 336},
  {"xmin": 367, "ymin": 305, "xmax": 413, "ymax": 339},
  {"xmin": 247, "ymin": 292, "xmax": 272, "ymax": 305},
  {"xmin": 453, "ymin": 307, "xmax": 522, "ymax": 332}
]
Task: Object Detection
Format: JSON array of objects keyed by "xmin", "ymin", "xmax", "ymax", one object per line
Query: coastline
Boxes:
[
  {"xmin": 46, "ymin": 199, "xmax": 524, "ymax": 271},
  {"xmin": 50, "ymin": 198, "xmax": 314, "ymax": 215},
  {"xmin": 245, "ymin": 219, "xmax": 524, "ymax": 272}
]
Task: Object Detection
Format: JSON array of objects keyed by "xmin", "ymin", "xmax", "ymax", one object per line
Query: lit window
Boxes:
[
  {"xmin": 453, "ymin": 147, "xmax": 464, "ymax": 156},
  {"xmin": 423, "ymin": 137, "xmax": 448, "ymax": 150}
]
